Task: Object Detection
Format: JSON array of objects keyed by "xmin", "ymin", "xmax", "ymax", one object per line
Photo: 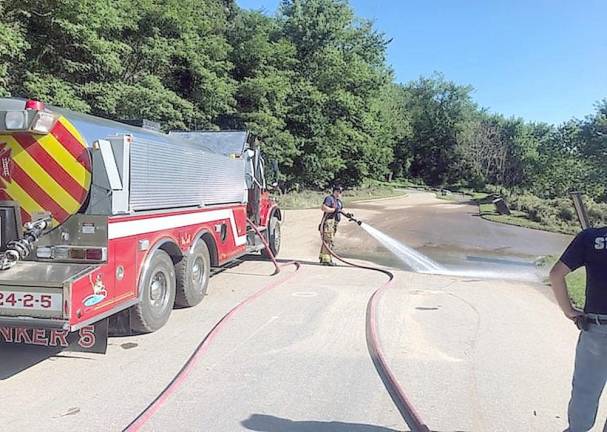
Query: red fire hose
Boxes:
[
  {"xmin": 321, "ymin": 214, "xmax": 431, "ymax": 432},
  {"xmin": 125, "ymin": 215, "xmax": 428, "ymax": 432},
  {"xmin": 124, "ymin": 220, "xmax": 299, "ymax": 431}
]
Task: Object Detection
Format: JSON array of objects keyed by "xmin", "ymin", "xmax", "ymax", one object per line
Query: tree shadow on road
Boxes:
[
  {"xmin": 241, "ymin": 414, "xmax": 402, "ymax": 432},
  {"xmin": 242, "ymin": 414, "xmax": 469, "ymax": 432}
]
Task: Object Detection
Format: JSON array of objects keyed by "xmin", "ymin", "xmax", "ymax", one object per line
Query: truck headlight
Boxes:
[{"xmin": 4, "ymin": 111, "xmax": 27, "ymax": 130}]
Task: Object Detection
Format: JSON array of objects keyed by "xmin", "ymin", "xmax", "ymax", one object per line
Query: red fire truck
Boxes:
[{"xmin": 0, "ymin": 98, "xmax": 282, "ymax": 352}]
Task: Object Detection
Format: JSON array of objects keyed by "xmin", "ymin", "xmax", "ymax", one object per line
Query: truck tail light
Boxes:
[
  {"xmin": 69, "ymin": 248, "xmax": 85, "ymax": 260},
  {"xmin": 53, "ymin": 246, "xmax": 69, "ymax": 259},
  {"xmin": 36, "ymin": 246, "xmax": 107, "ymax": 262},
  {"xmin": 36, "ymin": 247, "xmax": 53, "ymax": 259},
  {"xmin": 85, "ymin": 248, "xmax": 105, "ymax": 261}
]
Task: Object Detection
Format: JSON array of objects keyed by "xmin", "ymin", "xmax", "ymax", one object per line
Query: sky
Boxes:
[{"xmin": 236, "ymin": 0, "xmax": 607, "ymax": 125}]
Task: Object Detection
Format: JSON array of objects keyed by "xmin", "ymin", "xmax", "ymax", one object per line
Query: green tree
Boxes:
[
  {"xmin": 5, "ymin": 0, "xmax": 236, "ymax": 129},
  {"xmin": 1, "ymin": 0, "xmax": 604, "ymax": 203},
  {"xmin": 577, "ymin": 100, "xmax": 607, "ymax": 200},
  {"xmin": 279, "ymin": 0, "xmax": 392, "ymax": 187},
  {"xmin": 0, "ymin": 2, "xmax": 27, "ymax": 96},
  {"xmin": 404, "ymin": 74, "xmax": 477, "ymax": 186},
  {"xmin": 227, "ymin": 10, "xmax": 299, "ymax": 178},
  {"xmin": 378, "ymin": 84, "xmax": 413, "ymax": 180}
]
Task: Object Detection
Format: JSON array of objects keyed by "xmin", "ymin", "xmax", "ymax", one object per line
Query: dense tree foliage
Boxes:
[{"xmin": 0, "ymin": 0, "xmax": 605, "ymax": 203}]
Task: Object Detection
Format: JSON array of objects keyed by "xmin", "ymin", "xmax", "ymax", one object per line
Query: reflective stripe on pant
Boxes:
[
  {"xmin": 319, "ymin": 219, "xmax": 337, "ymax": 263},
  {"xmin": 567, "ymin": 325, "xmax": 607, "ymax": 432}
]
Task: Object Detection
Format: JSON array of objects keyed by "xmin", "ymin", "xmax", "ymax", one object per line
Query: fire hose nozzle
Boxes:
[{"xmin": 340, "ymin": 211, "xmax": 362, "ymax": 225}]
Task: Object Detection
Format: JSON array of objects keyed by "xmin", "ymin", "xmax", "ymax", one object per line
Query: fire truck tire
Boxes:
[
  {"xmin": 262, "ymin": 216, "xmax": 281, "ymax": 258},
  {"xmin": 175, "ymin": 240, "xmax": 210, "ymax": 307},
  {"xmin": 131, "ymin": 250, "xmax": 176, "ymax": 333}
]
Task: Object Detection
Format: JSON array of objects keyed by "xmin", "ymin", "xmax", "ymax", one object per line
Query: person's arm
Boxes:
[
  {"xmin": 549, "ymin": 261, "xmax": 582, "ymax": 320},
  {"xmin": 321, "ymin": 203, "xmax": 335, "ymax": 213},
  {"xmin": 550, "ymin": 230, "xmax": 587, "ymax": 321},
  {"xmin": 321, "ymin": 197, "xmax": 336, "ymax": 214}
]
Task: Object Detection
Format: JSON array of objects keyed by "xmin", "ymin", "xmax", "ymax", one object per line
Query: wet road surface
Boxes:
[{"xmin": 341, "ymin": 190, "xmax": 572, "ymax": 281}]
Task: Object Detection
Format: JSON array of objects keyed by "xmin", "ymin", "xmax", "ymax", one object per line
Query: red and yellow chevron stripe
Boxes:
[{"xmin": 0, "ymin": 116, "xmax": 92, "ymax": 228}]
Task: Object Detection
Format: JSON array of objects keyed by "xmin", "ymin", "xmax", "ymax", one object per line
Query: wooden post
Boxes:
[{"xmin": 570, "ymin": 191, "xmax": 591, "ymax": 229}]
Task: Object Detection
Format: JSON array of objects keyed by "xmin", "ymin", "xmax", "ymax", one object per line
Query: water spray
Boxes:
[{"xmin": 338, "ymin": 211, "xmax": 443, "ymax": 273}]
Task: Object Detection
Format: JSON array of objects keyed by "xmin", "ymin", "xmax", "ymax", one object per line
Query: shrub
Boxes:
[
  {"xmin": 586, "ymin": 200, "xmax": 607, "ymax": 227},
  {"xmin": 558, "ymin": 203, "xmax": 575, "ymax": 222},
  {"xmin": 483, "ymin": 186, "xmax": 599, "ymax": 233}
]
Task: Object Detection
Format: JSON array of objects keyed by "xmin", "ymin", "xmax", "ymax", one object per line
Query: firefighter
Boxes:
[
  {"xmin": 550, "ymin": 227, "xmax": 607, "ymax": 432},
  {"xmin": 319, "ymin": 185, "xmax": 345, "ymax": 266}
]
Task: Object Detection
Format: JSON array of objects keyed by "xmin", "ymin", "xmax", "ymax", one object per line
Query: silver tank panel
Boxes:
[
  {"xmin": 0, "ymin": 98, "xmax": 248, "ymax": 213},
  {"xmin": 170, "ymin": 131, "xmax": 250, "ymax": 156},
  {"xmin": 0, "ymin": 97, "xmax": 175, "ymax": 147}
]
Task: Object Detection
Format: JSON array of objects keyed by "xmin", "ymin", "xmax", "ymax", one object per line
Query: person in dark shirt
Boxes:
[
  {"xmin": 318, "ymin": 185, "xmax": 344, "ymax": 266},
  {"xmin": 550, "ymin": 227, "xmax": 607, "ymax": 432}
]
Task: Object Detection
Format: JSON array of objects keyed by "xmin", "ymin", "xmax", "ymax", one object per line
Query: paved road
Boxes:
[
  {"xmin": 284, "ymin": 192, "xmax": 605, "ymax": 431},
  {"xmin": 0, "ymin": 261, "xmax": 404, "ymax": 431},
  {"xmin": 1, "ymin": 192, "xmax": 603, "ymax": 431}
]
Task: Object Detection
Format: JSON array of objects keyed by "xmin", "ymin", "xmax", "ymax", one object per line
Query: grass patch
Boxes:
[
  {"xmin": 539, "ymin": 256, "xmax": 586, "ymax": 308},
  {"xmin": 472, "ymin": 193, "xmax": 575, "ymax": 234},
  {"xmin": 435, "ymin": 193, "xmax": 457, "ymax": 201},
  {"xmin": 274, "ymin": 185, "xmax": 407, "ymax": 210},
  {"xmin": 434, "ymin": 189, "xmax": 488, "ymax": 202},
  {"xmin": 471, "ymin": 191, "xmax": 490, "ymax": 201},
  {"xmin": 364, "ymin": 179, "xmax": 416, "ymax": 189}
]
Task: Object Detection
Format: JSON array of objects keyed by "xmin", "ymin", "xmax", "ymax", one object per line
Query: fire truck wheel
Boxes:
[
  {"xmin": 131, "ymin": 250, "xmax": 176, "ymax": 333},
  {"xmin": 262, "ymin": 216, "xmax": 281, "ymax": 258},
  {"xmin": 175, "ymin": 240, "xmax": 210, "ymax": 307}
]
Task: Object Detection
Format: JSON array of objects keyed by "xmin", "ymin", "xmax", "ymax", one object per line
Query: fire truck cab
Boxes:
[{"xmin": 0, "ymin": 98, "xmax": 281, "ymax": 351}]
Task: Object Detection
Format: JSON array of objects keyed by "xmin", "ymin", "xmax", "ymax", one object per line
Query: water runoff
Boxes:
[{"xmin": 359, "ymin": 223, "xmax": 538, "ymax": 281}]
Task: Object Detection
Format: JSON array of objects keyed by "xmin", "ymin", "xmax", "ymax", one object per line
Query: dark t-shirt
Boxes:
[
  {"xmin": 560, "ymin": 227, "xmax": 607, "ymax": 313},
  {"xmin": 323, "ymin": 195, "xmax": 343, "ymax": 222}
]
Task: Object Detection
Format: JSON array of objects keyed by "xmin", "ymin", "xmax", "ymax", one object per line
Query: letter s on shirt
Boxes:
[{"xmin": 595, "ymin": 237, "xmax": 606, "ymax": 250}]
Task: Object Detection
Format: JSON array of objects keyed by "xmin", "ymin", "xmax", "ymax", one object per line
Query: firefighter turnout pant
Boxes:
[{"xmin": 319, "ymin": 219, "xmax": 338, "ymax": 263}]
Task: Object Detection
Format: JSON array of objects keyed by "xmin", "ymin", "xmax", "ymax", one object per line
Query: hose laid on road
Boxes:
[
  {"xmin": 124, "ymin": 220, "xmax": 299, "ymax": 432},
  {"xmin": 125, "ymin": 213, "xmax": 428, "ymax": 431},
  {"xmin": 320, "ymin": 214, "xmax": 431, "ymax": 432}
]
